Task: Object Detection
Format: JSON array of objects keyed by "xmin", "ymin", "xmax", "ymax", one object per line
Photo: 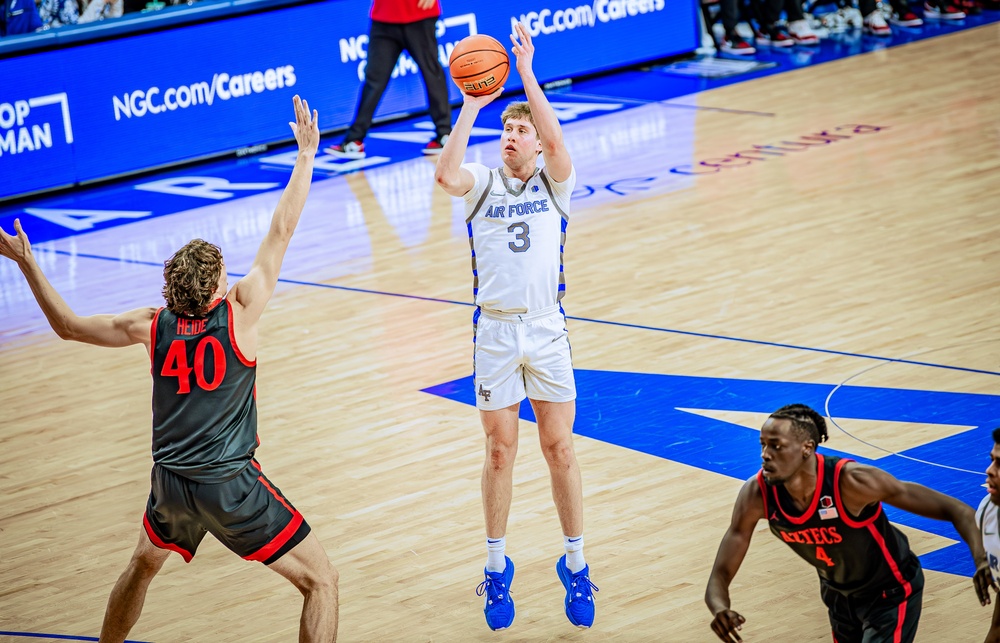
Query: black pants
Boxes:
[
  {"xmin": 858, "ymin": 0, "xmax": 912, "ymax": 16},
  {"xmin": 821, "ymin": 569, "xmax": 924, "ymax": 643},
  {"xmin": 344, "ymin": 17, "xmax": 452, "ymax": 143},
  {"xmin": 721, "ymin": 0, "xmax": 794, "ymax": 34}
]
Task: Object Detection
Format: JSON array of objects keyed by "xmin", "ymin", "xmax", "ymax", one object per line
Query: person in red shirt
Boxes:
[{"xmin": 327, "ymin": 0, "xmax": 452, "ymax": 159}]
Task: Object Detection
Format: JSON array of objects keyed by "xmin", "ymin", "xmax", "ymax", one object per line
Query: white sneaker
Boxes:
[
  {"xmin": 890, "ymin": 10, "xmax": 923, "ymax": 25},
  {"xmin": 923, "ymin": 2, "xmax": 966, "ymax": 18},
  {"xmin": 327, "ymin": 140, "xmax": 366, "ymax": 159},
  {"xmin": 863, "ymin": 10, "xmax": 892, "ymax": 35},
  {"xmin": 788, "ymin": 19, "xmax": 820, "ymax": 44}
]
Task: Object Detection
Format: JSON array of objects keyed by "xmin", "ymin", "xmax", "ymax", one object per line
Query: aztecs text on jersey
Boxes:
[{"xmin": 758, "ymin": 454, "xmax": 921, "ymax": 595}]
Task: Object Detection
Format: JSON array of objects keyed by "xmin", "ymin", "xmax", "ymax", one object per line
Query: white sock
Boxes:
[
  {"xmin": 486, "ymin": 536, "xmax": 507, "ymax": 573},
  {"xmin": 564, "ymin": 534, "xmax": 586, "ymax": 573}
]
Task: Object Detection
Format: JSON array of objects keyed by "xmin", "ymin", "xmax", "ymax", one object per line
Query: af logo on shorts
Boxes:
[{"xmin": 478, "ymin": 383, "xmax": 492, "ymax": 402}]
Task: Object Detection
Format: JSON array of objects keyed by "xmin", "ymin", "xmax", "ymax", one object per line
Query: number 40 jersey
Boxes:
[
  {"xmin": 151, "ymin": 298, "xmax": 258, "ymax": 483},
  {"xmin": 462, "ymin": 163, "xmax": 576, "ymax": 315}
]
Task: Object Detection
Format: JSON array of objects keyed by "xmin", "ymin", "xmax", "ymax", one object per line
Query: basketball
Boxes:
[{"xmin": 448, "ymin": 34, "xmax": 510, "ymax": 97}]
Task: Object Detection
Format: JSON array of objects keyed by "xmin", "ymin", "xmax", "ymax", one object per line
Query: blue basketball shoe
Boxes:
[
  {"xmin": 556, "ymin": 555, "xmax": 599, "ymax": 628},
  {"xmin": 476, "ymin": 556, "xmax": 515, "ymax": 630}
]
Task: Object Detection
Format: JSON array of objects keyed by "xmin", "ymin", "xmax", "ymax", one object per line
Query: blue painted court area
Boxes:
[{"xmin": 424, "ymin": 371, "xmax": 1000, "ymax": 577}]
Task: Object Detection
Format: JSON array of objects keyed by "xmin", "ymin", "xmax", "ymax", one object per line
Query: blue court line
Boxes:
[
  {"xmin": 0, "ymin": 632, "xmax": 148, "ymax": 642},
  {"xmin": 36, "ymin": 247, "xmax": 1000, "ymax": 378},
  {"xmin": 551, "ymin": 90, "xmax": 777, "ymax": 117}
]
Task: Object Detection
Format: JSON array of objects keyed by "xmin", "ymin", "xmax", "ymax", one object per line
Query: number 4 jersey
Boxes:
[
  {"xmin": 758, "ymin": 454, "xmax": 921, "ymax": 596},
  {"xmin": 462, "ymin": 163, "xmax": 575, "ymax": 314},
  {"xmin": 151, "ymin": 298, "xmax": 257, "ymax": 482}
]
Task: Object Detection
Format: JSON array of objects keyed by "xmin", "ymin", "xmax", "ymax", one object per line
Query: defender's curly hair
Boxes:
[
  {"xmin": 162, "ymin": 239, "xmax": 223, "ymax": 317},
  {"xmin": 770, "ymin": 404, "xmax": 829, "ymax": 445}
]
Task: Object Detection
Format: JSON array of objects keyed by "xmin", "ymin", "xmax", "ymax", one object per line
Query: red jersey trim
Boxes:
[
  {"xmin": 833, "ymin": 458, "xmax": 882, "ymax": 528},
  {"xmin": 775, "ymin": 453, "xmax": 826, "ymax": 525},
  {"xmin": 143, "ymin": 513, "xmax": 193, "ymax": 563},
  {"xmin": 756, "ymin": 471, "xmax": 770, "ymax": 519},
  {"xmin": 150, "ymin": 307, "xmax": 163, "ymax": 373},
  {"xmin": 244, "ymin": 513, "xmax": 304, "ymax": 563},
  {"xmin": 866, "ymin": 522, "xmax": 912, "ymax": 643},
  {"xmin": 226, "ymin": 299, "xmax": 256, "ymax": 367}
]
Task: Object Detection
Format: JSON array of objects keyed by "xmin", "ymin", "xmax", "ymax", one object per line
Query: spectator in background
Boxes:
[
  {"xmin": 38, "ymin": 0, "xmax": 80, "ymax": 29},
  {"xmin": 783, "ymin": 0, "xmax": 820, "ymax": 44},
  {"xmin": 1, "ymin": 0, "xmax": 43, "ymax": 35},
  {"xmin": 77, "ymin": 0, "xmax": 124, "ymax": 22},
  {"xmin": 327, "ymin": 0, "xmax": 452, "ymax": 159},
  {"xmin": 718, "ymin": 0, "xmax": 757, "ymax": 54}
]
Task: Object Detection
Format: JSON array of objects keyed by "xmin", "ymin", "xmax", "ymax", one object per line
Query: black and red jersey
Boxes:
[
  {"xmin": 150, "ymin": 299, "xmax": 257, "ymax": 483},
  {"xmin": 759, "ymin": 454, "xmax": 920, "ymax": 596}
]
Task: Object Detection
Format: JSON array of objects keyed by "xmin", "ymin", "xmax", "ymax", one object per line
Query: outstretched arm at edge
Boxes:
[{"xmin": 0, "ymin": 219, "xmax": 153, "ymax": 348}]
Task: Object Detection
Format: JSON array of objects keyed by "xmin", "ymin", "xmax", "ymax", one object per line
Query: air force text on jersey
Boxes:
[{"xmin": 483, "ymin": 199, "xmax": 551, "ymax": 219}]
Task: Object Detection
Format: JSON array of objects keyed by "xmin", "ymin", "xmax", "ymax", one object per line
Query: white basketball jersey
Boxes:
[
  {"xmin": 978, "ymin": 495, "xmax": 1000, "ymax": 577},
  {"xmin": 462, "ymin": 162, "xmax": 575, "ymax": 313}
]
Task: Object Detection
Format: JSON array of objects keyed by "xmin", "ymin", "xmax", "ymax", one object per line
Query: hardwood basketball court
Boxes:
[{"xmin": 1, "ymin": 23, "xmax": 999, "ymax": 642}]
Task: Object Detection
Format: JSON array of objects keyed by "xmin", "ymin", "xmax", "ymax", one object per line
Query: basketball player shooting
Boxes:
[
  {"xmin": 434, "ymin": 22, "xmax": 598, "ymax": 632},
  {"xmin": 0, "ymin": 96, "xmax": 340, "ymax": 643}
]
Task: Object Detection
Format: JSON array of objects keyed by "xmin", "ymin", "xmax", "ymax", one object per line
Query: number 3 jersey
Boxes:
[
  {"xmin": 462, "ymin": 162, "xmax": 576, "ymax": 314},
  {"xmin": 151, "ymin": 298, "xmax": 258, "ymax": 483},
  {"xmin": 758, "ymin": 454, "xmax": 920, "ymax": 596}
]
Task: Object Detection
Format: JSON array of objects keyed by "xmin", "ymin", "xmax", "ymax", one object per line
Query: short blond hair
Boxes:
[{"xmin": 500, "ymin": 101, "xmax": 535, "ymax": 130}]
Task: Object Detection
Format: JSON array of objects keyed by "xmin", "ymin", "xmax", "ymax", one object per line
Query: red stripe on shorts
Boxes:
[
  {"xmin": 243, "ymin": 512, "xmax": 304, "ymax": 563},
  {"xmin": 143, "ymin": 513, "xmax": 193, "ymax": 563}
]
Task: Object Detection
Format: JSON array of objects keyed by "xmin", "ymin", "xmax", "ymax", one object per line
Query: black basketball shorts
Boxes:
[
  {"xmin": 143, "ymin": 460, "xmax": 311, "ymax": 564},
  {"xmin": 822, "ymin": 568, "xmax": 924, "ymax": 643}
]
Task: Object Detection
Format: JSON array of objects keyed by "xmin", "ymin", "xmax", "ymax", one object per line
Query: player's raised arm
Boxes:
[
  {"xmin": 840, "ymin": 463, "xmax": 993, "ymax": 605},
  {"xmin": 230, "ymin": 95, "xmax": 319, "ymax": 324},
  {"xmin": 705, "ymin": 478, "xmax": 765, "ymax": 643},
  {"xmin": 0, "ymin": 218, "xmax": 153, "ymax": 348},
  {"xmin": 509, "ymin": 21, "xmax": 571, "ymax": 183},
  {"xmin": 435, "ymin": 88, "xmax": 502, "ymax": 197}
]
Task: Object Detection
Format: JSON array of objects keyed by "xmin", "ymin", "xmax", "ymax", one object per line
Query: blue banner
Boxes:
[{"xmin": 0, "ymin": 0, "xmax": 699, "ymax": 200}]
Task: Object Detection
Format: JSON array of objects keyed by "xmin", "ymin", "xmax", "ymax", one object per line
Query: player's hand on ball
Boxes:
[{"xmin": 463, "ymin": 86, "xmax": 504, "ymax": 108}]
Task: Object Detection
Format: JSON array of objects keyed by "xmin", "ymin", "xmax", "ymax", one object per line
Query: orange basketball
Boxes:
[{"xmin": 448, "ymin": 34, "xmax": 510, "ymax": 97}]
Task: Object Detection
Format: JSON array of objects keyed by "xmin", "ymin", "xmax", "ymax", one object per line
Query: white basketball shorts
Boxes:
[{"xmin": 472, "ymin": 305, "xmax": 576, "ymax": 410}]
